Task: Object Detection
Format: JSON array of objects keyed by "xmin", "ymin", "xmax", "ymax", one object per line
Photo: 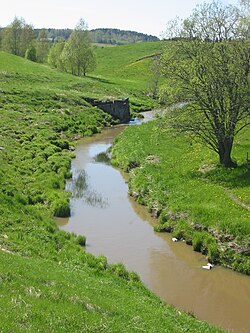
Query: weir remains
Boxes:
[{"xmin": 85, "ymin": 97, "xmax": 131, "ymax": 123}]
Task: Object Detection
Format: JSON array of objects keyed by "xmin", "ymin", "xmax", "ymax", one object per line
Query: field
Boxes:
[
  {"xmin": 92, "ymin": 41, "xmax": 163, "ymax": 111},
  {"xmin": 111, "ymin": 119, "xmax": 250, "ymax": 274},
  {"xmin": 0, "ymin": 45, "xmax": 225, "ymax": 331}
]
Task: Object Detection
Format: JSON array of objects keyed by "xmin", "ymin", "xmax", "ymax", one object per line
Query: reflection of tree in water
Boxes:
[
  {"xmin": 71, "ymin": 170, "xmax": 88, "ymax": 198},
  {"xmin": 93, "ymin": 151, "xmax": 111, "ymax": 165},
  {"xmin": 69, "ymin": 170, "xmax": 109, "ymax": 208}
]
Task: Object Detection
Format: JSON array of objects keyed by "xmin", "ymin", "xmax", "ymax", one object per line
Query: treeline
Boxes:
[
  {"xmin": 34, "ymin": 28, "xmax": 72, "ymax": 41},
  {"xmin": 0, "ymin": 17, "xmax": 96, "ymax": 76},
  {"xmin": 90, "ymin": 28, "xmax": 159, "ymax": 45},
  {"xmin": 33, "ymin": 28, "xmax": 159, "ymax": 45},
  {"xmin": 0, "ymin": 18, "xmax": 159, "ymax": 76}
]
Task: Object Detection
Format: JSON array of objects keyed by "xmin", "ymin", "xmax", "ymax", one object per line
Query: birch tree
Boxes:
[{"xmin": 62, "ymin": 19, "xmax": 96, "ymax": 76}]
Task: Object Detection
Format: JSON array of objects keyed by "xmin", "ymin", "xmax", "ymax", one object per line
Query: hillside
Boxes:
[
  {"xmin": 0, "ymin": 51, "xmax": 224, "ymax": 332},
  {"xmin": 92, "ymin": 41, "xmax": 163, "ymax": 111}
]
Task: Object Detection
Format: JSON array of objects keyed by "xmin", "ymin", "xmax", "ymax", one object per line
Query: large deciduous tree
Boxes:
[
  {"xmin": 62, "ymin": 19, "xmax": 96, "ymax": 76},
  {"xmin": 161, "ymin": 1, "xmax": 250, "ymax": 167}
]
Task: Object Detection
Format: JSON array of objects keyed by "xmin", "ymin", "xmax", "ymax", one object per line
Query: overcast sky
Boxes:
[{"xmin": 1, "ymin": 0, "xmax": 239, "ymax": 37}]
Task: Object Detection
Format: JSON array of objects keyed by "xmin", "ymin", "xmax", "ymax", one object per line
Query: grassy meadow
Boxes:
[
  {"xmin": 111, "ymin": 119, "xmax": 250, "ymax": 274},
  {"xmin": 92, "ymin": 41, "xmax": 163, "ymax": 111},
  {"xmin": 0, "ymin": 45, "xmax": 226, "ymax": 331}
]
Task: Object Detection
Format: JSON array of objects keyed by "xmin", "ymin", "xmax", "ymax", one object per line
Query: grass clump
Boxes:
[{"xmin": 75, "ymin": 234, "xmax": 86, "ymax": 247}]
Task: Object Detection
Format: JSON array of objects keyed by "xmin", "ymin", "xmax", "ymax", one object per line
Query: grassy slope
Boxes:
[
  {"xmin": 0, "ymin": 251, "xmax": 223, "ymax": 333},
  {"xmin": 92, "ymin": 42, "xmax": 163, "ymax": 111},
  {"xmin": 0, "ymin": 50, "xmax": 223, "ymax": 331},
  {"xmin": 111, "ymin": 120, "xmax": 250, "ymax": 274}
]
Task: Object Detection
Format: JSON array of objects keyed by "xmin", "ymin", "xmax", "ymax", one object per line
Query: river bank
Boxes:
[
  {"xmin": 57, "ymin": 124, "xmax": 250, "ymax": 333},
  {"xmin": 111, "ymin": 119, "xmax": 250, "ymax": 275}
]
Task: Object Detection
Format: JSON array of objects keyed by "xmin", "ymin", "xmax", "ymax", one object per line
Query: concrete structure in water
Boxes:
[{"xmin": 85, "ymin": 97, "xmax": 131, "ymax": 123}]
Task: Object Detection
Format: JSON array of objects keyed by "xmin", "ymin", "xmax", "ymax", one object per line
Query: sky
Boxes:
[{"xmin": 1, "ymin": 0, "xmax": 239, "ymax": 37}]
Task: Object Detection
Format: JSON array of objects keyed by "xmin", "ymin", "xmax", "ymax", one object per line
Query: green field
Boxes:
[
  {"xmin": 111, "ymin": 119, "xmax": 250, "ymax": 274},
  {"xmin": 92, "ymin": 41, "xmax": 163, "ymax": 111},
  {"xmin": 0, "ymin": 46, "xmax": 225, "ymax": 331}
]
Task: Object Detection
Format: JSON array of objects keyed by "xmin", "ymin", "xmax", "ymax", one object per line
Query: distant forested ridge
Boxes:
[
  {"xmin": 34, "ymin": 28, "xmax": 72, "ymax": 41},
  {"xmin": 90, "ymin": 28, "xmax": 159, "ymax": 44},
  {"xmin": 32, "ymin": 28, "xmax": 159, "ymax": 44}
]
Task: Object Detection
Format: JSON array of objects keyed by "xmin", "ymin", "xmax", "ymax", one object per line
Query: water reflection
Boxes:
[
  {"xmin": 69, "ymin": 170, "xmax": 88, "ymax": 199},
  {"xmin": 68, "ymin": 169, "xmax": 109, "ymax": 208},
  {"xmin": 93, "ymin": 151, "xmax": 111, "ymax": 165}
]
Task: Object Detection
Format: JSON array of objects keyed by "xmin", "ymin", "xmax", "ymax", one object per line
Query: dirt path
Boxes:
[{"xmin": 225, "ymin": 188, "xmax": 250, "ymax": 211}]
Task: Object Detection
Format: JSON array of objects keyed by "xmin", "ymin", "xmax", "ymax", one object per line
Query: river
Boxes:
[{"xmin": 56, "ymin": 118, "xmax": 250, "ymax": 333}]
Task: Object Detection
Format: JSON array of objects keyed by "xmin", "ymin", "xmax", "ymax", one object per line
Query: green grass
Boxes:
[
  {"xmin": 111, "ymin": 120, "xmax": 250, "ymax": 274},
  {"xmin": 0, "ymin": 49, "xmax": 225, "ymax": 331},
  {"xmin": 1, "ymin": 41, "xmax": 163, "ymax": 112},
  {"xmin": 93, "ymin": 42, "xmax": 162, "ymax": 84},
  {"xmin": 92, "ymin": 42, "xmax": 163, "ymax": 111},
  {"xmin": 0, "ymin": 252, "xmax": 223, "ymax": 333}
]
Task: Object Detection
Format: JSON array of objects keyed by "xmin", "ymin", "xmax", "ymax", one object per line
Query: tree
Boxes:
[
  {"xmin": 161, "ymin": 1, "xmax": 250, "ymax": 167},
  {"xmin": 20, "ymin": 23, "xmax": 35, "ymax": 57},
  {"xmin": 2, "ymin": 17, "xmax": 35, "ymax": 57},
  {"xmin": 25, "ymin": 43, "xmax": 37, "ymax": 62},
  {"xmin": 36, "ymin": 29, "xmax": 51, "ymax": 63},
  {"xmin": 2, "ymin": 17, "xmax": 24, "ymax": 55},
  {"xmin": 62, "ymin": 19, "xmax": 96, "ymax": 76},
  {"xmin": 48, "ymin": 38, "xmax": 65, "ymax": 70},
  {"xmin": 149, "ymin": 56, "xmax": 161, "ymax": 99}
]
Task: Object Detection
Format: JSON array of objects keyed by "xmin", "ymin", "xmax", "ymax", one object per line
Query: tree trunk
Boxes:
[{"xmin": 218, "ymin": 138, "xmax": 237, "ymax": 167}]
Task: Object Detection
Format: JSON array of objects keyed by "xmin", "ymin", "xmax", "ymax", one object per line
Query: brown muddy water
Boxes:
[{"xmin": 56, "ymin": 121, "xmax": 250, "ymax": 333}]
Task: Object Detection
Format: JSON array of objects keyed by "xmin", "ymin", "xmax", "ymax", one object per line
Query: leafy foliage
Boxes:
[
  {"xmin": 1, "ymin": 17, "xmax": 35, "ymax": 57},
  {"xmin": 60, "ymin": 19, "xmax": 96, "ymax": 76},
  {"xmin": 160, "ymin": 1, "xmax": 250, "ymax": 167}
]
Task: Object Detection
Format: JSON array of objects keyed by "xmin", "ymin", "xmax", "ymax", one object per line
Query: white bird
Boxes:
[
  {"xmin": 202, "ymin": 263, "xmax": 214, "ymax": 270},
  {"xmin": 172, "ymin": 237, "xmax": 178, "ymax": 242}
]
